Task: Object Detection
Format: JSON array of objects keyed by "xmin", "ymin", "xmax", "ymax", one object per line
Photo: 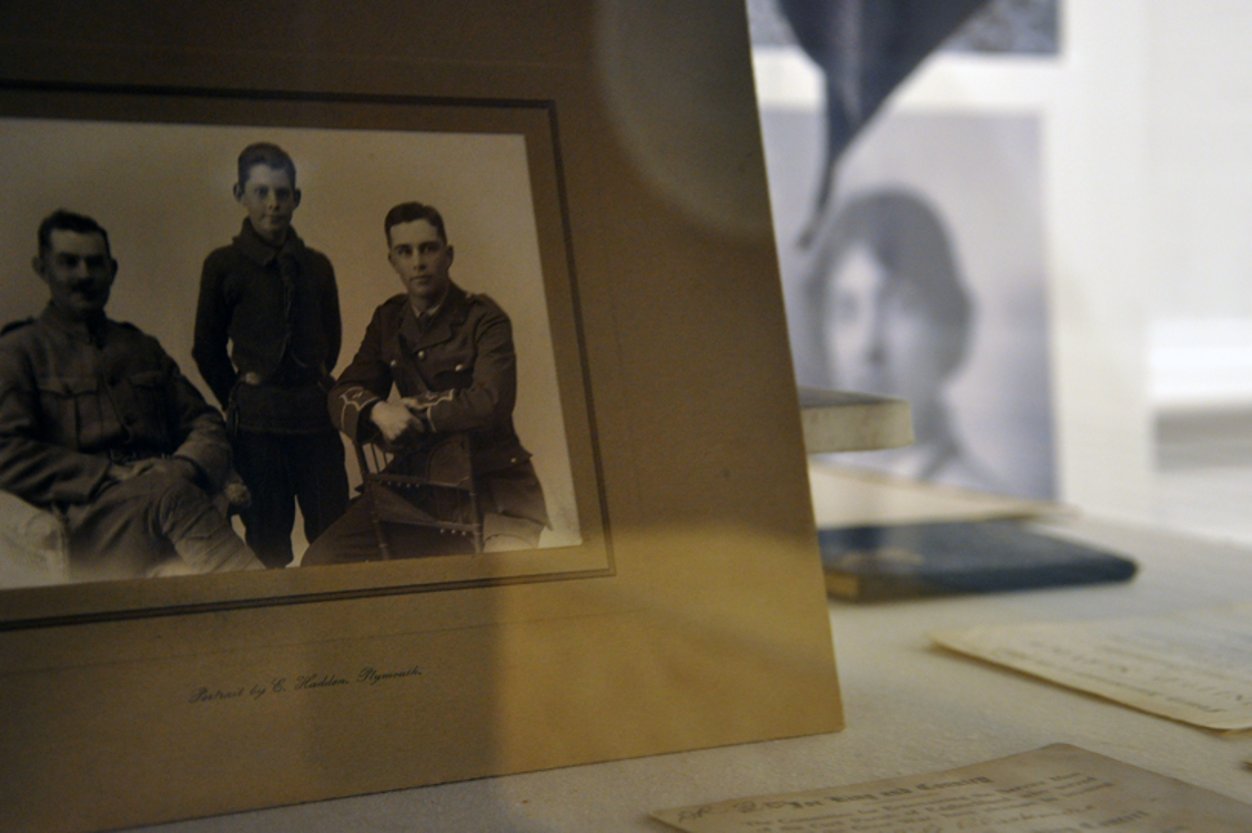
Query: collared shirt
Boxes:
[
  {"xmin": 193, "ymin": 220, "xmax": 341, "ymax": 432},
  {"xmin": 0, "ymin": 304, "xmax": 232, "ymax": 507},
  {"xmin": 409, "ymin": 284, "xmax": 450, "ymax": 329}
]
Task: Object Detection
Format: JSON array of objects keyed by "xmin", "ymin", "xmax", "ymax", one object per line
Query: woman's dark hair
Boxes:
[{"xmin": 808, "ymin": 188, "xmax": 972, "ymax": 380}]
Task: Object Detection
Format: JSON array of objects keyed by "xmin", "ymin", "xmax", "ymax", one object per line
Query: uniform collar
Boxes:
[
  {"xmin": 39, "ymin": 302, "xmax": 109, "ymax": 344},
  {"xmin": 232, "ymin": 219, "xmax": 306, "ymax": 266},
  {"xmin": 400, "ymin": 281, "xmax": 469, "ymax": 348},
  {"xmin": 412, "ymin": 282, "xmax": 451, "ymax": 321}
]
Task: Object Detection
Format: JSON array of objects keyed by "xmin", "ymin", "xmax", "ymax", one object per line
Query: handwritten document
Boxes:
[
  {"xmin": 652, "ymin": 744, "xmax": 1251, "ymax": 832},
  {"xmin": 931, "ymin": 604, "xmax": 1252, "ymax": 730}
]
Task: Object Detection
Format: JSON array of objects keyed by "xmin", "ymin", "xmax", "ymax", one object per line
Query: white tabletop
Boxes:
[{"xmin": 128, "ymin": 508, "xmax": 1252, "ymax": 832}]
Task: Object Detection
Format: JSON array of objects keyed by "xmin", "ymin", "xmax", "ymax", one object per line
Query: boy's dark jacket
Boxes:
[{"xmin": 193, "ymin": 221, "xmax": 341, "ymax": 433}]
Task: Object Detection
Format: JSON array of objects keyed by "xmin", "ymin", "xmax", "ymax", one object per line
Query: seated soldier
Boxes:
[
  {"xmin": 303, "ymin": 201, "xmax": 548, "ymax": 565},
  {"xmin": 0, "ymin": 210, "xmax": 262, "ymax": 582}
]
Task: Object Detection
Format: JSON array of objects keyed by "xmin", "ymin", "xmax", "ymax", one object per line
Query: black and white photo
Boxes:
[{"xmin": 0, "ymin": 95, "xmax": 596, "ymax": 599}]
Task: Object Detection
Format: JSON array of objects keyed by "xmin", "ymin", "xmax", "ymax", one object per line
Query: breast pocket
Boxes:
[
  {"xmin": 35, "ymin": 376, "xmax": 101, "ymax": 448},
  {"xmin": 420, "ymin": 327, "xmax": 477, "ymax": 389},
  {"xmin": 124, "ymin": 370, "xmax": 174, "ymax": 447},
  {"xmin": 128, "ymin": 367, "xmax": 170, "ymax": 407},
  {"xmin": 423, "ymin": 347, "xmax": 475, "ymax": 392}
]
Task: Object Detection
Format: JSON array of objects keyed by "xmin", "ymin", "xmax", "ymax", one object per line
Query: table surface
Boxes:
[{"xmin": 125, "ymin": 505, "xmax": 1252, "ymax": 833}]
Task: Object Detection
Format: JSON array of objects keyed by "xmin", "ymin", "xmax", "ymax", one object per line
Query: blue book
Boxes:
[{"xmin": 819, "ymin": 520, "xmax": 1137, "ymax": 601}]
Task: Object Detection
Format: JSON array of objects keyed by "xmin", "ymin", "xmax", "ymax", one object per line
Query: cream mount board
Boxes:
[{"xmin": 0, "ymin": 2, "xmax": 842, "ymax": 831}]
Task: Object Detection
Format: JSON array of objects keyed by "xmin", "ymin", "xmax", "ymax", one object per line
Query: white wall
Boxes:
[{"xmin": 1143, "ymin": 1, "xmax": 1252, "ymax": 411}]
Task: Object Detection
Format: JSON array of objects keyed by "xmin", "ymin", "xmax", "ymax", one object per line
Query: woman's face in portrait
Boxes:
[{"xmin": 823, "ymin": 242, "xmax": 949, "ymax": 407}]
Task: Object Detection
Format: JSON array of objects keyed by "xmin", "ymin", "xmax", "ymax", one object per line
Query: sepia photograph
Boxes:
[{"xmin": 0, "ymin": 88, "xmax": 607, "ymax": 618}]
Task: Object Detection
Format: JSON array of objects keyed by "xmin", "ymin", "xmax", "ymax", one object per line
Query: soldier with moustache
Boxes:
[{"xmin": 0, "ymin": 210, "xmax": 261, "ymax": 580}]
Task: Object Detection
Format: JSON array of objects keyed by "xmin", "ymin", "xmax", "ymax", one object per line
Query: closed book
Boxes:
[{"xmin": 819, "ymin": 520, "xmax": 1137, "ymax": 601}]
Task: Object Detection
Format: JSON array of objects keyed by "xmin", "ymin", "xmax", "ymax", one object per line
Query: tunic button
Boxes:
[
  {"xmin": 418, "ymin": 350, "xmax": 426, "ymax": 360},
  {"xmin": 454, "ymin": 363, "xmax": 465, "ymax": 372}
]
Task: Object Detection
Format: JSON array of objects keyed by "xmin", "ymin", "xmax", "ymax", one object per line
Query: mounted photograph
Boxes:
[
  {"xmin": 0, "ymin": 88, "xmax": 605, "ymax": 622},
  {"xmin": 0, "ymin": 6, "xmax": 843, "ymax": 831}
]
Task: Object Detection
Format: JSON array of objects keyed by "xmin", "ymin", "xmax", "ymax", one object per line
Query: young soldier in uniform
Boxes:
[
  {"xmin": 303, "ymin": 202, "xmax": 547, "ymax": 565},
  {"xmin": 193, "ymin": 143, "xmax": 349, "ymax": 568},
  {"xmin": 0, "ymin": 210, "xmax": 261, "ymax": 581}
]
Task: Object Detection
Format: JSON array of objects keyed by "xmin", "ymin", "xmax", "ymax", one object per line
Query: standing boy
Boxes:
[{"xmin": 193, "ymin": 142, "xmax": 349, "ymax": 568}]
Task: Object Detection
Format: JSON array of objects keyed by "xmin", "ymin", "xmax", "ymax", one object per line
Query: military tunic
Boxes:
[
  {"xmin": 0, "ymin": 304, "xmax": 257, "ymax": 580},
  {"xmin": 303, "ymin": 282, "xmax": 547, "ymax": 564}
]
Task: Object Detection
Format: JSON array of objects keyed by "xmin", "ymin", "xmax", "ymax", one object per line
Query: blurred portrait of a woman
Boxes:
[{"xmin": 805, "ymin": 188, "xmax": 1002, "ymax": 492}]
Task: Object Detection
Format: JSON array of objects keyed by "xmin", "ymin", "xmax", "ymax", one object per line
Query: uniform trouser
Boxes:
[
  {"xmin": 300, "ymin": 498, "xmax": 545, "ymax": 565},
  {"xmin": 232, "ymin": 429, "xmax": 349, "ymax": 569},
  {"xmin": 63, "ymin": 469, "xmax": 259, "ymax": 581}
]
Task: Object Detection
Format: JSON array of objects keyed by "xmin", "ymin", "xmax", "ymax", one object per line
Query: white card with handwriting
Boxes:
[
  {"xmin": 932, "ymin": 604, "xmax": 1252, "ymax": 730},
  {"xmin": 652, "ymin": 744, "xmax": 1251, "ymax": 832}
]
